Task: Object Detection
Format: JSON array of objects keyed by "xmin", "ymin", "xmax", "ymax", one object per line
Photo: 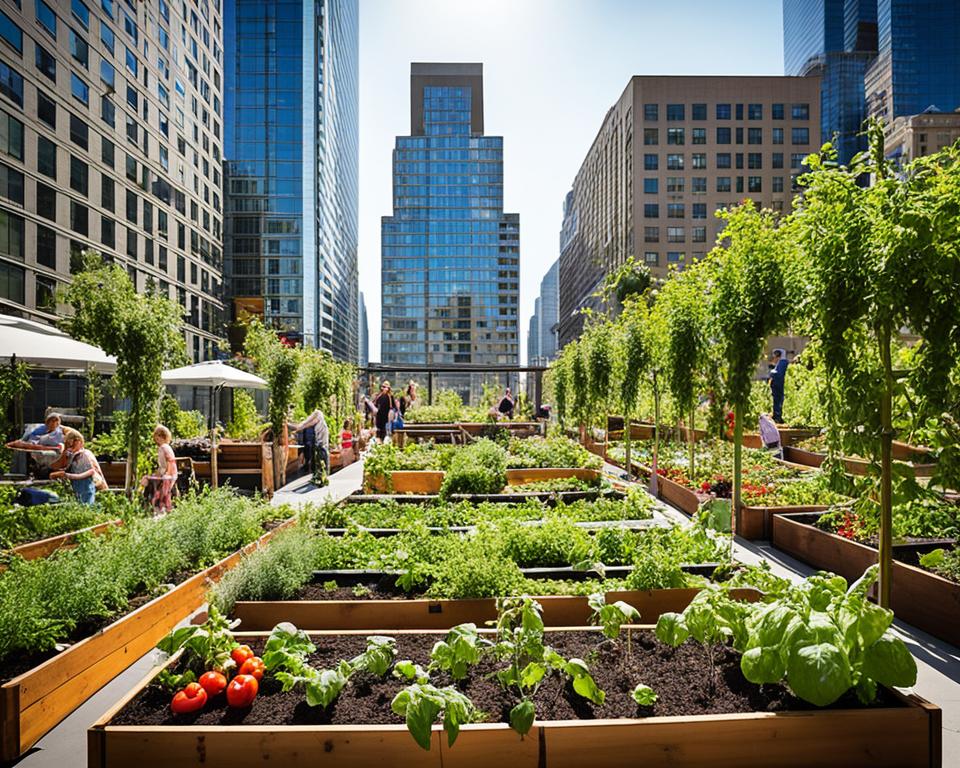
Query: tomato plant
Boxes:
[
  {"xmin": 225, "ymin": 674, "xmax": 259, "ymax": 708},
  {"xmin": 198, "ymin": 671, "xmax": 227, "ymax": 697},
  {"xmin": 170, "ymin": 682, "xmax": 207, "ymax": 714}
]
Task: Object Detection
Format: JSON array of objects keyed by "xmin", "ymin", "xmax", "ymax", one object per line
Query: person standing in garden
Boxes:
[
  {"xmin": 50, "ymin": 431, "xmax": 106, "ymax": 505},
  {"xmin": 498, "ymin": 387, "xmax": 515, "ymax": 419},
  {"xmin": 140, "ymin": 425, "xmax": 178, "ymax": 514},
  {"xmin": 400, "ymin": 381, "xmax": 417, "ymax": 416},
  {"xmin": 769, "ymin": 349, "xmax": 789, "ymax": 423},
  {"xmin": 374, "ymin": 381, "xmax": 393, "ymax": 441}
]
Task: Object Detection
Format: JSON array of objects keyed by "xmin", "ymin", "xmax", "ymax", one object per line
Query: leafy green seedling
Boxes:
[
  {"xmin": 631, "ymin": 683, "xmax": 657, "ymax": 706},
  {"xmin": 588, "ymin": 592, "xmax": 640, "ymax": 640},
  {"xmin": 429, "ymin": 623, "xmax": 490, "ymax": 681},
  {"xmin": 392, "ymin": 683, "xmax": 478, "ymax": 750}
]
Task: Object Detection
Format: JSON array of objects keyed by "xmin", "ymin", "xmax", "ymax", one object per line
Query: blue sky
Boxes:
[{"xmin": 358, "ymin": 0, "xmax": 786, "ymax": 361}]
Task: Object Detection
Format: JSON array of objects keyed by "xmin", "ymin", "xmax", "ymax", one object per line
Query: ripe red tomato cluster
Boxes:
[{"xmin": 170, "ymin": 645, "xmax": 262, "ymax": 714}]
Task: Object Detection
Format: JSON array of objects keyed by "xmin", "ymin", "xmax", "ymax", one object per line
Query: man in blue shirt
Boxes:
[{"xmin": 769, "ymin": 350, "xmax": 789, "ymax": 424}]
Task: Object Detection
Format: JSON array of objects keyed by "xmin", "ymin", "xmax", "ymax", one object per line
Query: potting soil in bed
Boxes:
[{"xmin": 112, "ymin": 630, "xmax": 901, "ymax": 727}]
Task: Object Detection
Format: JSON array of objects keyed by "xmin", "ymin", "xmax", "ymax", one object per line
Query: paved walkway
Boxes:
[{"xmin": 17, "ymin": 458, "xmax": 960, "ymax": 764}]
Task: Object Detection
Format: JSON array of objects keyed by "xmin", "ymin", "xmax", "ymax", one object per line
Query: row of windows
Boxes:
[
  {"xmin": 642, "ymin": 152, "xmax": 808, "ymax": 171},
  {"xmin": 643, "ymin": 102, "xmax": 810, "ymax": 121},
  {"xmin": 642, "ymin": 127, "xmax": 809, "ymax": 146},
  {"xmin": 642, "ymin": 174, "xmax": 788, "ymax": 195}
]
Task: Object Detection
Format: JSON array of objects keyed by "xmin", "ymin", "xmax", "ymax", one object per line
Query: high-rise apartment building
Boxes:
[
  {"xmin": 527, "ymin": 257, "xmax": 558, "ymax": 365},
  {"xmin": 358, "ymin": 289, "xmax": 368, "ymax": 367},
  {"xmin": 224, "ymin": 0, "xmax": 359, "ymax": 360},
  {"xmin": 865, "ymin": 1, "xmax": 960, "ymax": 124},
  {"xmin": 526, "ymin": 300, "xmax": 539, "ymax": 365},
  {"xmin": 783, "ymin": 0, "xmax": 877, "ymax": 163},
  {"xmin": 557, "ymin": 75, "xmax": 820, "ymax": 347},
  {"xmin": 381, "ymin": 63, "xmax": 520, "ymax": 372},
  {"xmin": 0, "ymin": 0, "xmax": 225, "ymax": 360}
]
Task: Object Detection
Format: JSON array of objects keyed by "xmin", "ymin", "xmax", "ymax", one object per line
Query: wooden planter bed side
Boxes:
[
  {"xmin": 0, "ymin": 518, "xmax": 298, "ymax": 763},
  {"xmin": 735, "ymin": 505, "xmax": 831, "ymax": 541},
  {"xmin": 782, "ymin": 446, "xmax": 937, "ymax": 478},
  {"xmin": 88, "ymin": 630, "xmax": 941, "ymax": 768},
  {"xmin": 230, "ymin": 587, "xmax": 762, "ymax": 632},
  {"xmin": 364, "ymin": 471, "xmax": 446, "ymax": 495},
  {"xmin": 4, "ymin": 518, "xmax": 122, "ymax": 562},
  {"xmin": 771, "ymin": 513, "xmax": 960, "ymax": 649},
  {"xmin": 504, "ymin": 468, "xmax": 601, "ymax": 486},
  {"xmin": 737, "ymin": 427, "xmax": 822, "ymax": 450}
]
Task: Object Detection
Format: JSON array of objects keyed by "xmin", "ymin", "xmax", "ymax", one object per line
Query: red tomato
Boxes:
[
  {"xmin": 198, "ymin": 671, "xmax": 227, "ymax": 697},
  {"xmin": 231, "ymin": 645, "xmax": 255, "ymax": 666},
  {"xmin": 239, "ymin": 657, "xmax": 265, "ymax": 682},
  {"xmin": 171, "ymin": 682, "xmax": 208, "ymax": 714},
  {"xmin": 226, "ymin": 674, "xmax": 259, "ymax": 708}
]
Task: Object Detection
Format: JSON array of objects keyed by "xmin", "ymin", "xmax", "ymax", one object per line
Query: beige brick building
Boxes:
[
  {"xmin": 0, "ymin": 0, "xmax": 224, "ymax": 360},
  {"xmin": 886, "ymin": 110, "xmax": 960, "ymax": 163},
  {"xmin": 558, "ymin": 75, "xmax": 821, "ymax": 346}
]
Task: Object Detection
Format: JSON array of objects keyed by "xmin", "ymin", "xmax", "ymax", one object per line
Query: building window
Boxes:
[
  {"xmin": 125, "ymin": 113, "xmax": 137, "ymax": 144},
  {"xmin": 36, "ymin": 224, "xmax": 56, "ymax": 268},
  {"xmin": 692, "ymin": 103, "xmax": 706, "ymax": 120},
  {"xmin": 667, "ymin": 127, "xmax": 684, "ymax": 145},
  {"xmin": 644, "ymin": 103, "xmax": 658, "ymax": 121},
  {"xmin": 101, "ymin": 95, "xmax": 115, "ymax": 127},
  {"xmin": 644, "ymin": 203, "xmax": 659, "ymax": 218},
  {"xmin": 126, "ymin": 226, "xmax": 136, "ymax": 258},
  {"xmin": 644, "ymin": 226, "xmax": 659, "ymax": 243},
  {"xmin": 772, "ymin": 103, "xmax": 784, "ymax": 120},
  {"xmin": 791, "ymin": 153, "xmax": 805, "ymax": 169},
  {"xmin": 125, "ymin": 46, "xmax": 137, "ymax": 76},
  {"xmin": 69, "ymin": 113, "xmax": 88, "ymax": 148},
  {"xmin": 691, "ymin": 177, "xmax": 706, "ymax": 193},
  {"xmin": 70, "ymin": 200, "xmax": 88, "ymax": 235},
  {"xmin": 101, "ymin": 22, "xmax": 114, "ymax": 53},
  {"xmin": 70, "ymin": 73, "xmax": 89, "ymax": 105},
  {"xmin": 37, "ymin": 136, "xmax": 56, "ymax": 178},
  {"xmin": 35, "ymin": 273, "xmax": 56, "ymax": 310},
  {"xmin": 748, "ymin": 152, "xmax": 762, "ymax": 169},
  {"xmin": 644, "ymin": 251, "xmax": 658, "ymax": 265},
  {"xmin": 643, "ymin": 177, "xmax": 658, "ymax": 194},
  {"xmin": 691, "ymin": 153, "xmax": 706, "ymax": 169},
  {"xmin": 667, "ymin": 226, "xmax": 684, "ymax": 243},
  {"xmin": 736, "ymin": 176, "xmax": 744, "ymax": 193},
  {"xmin": 772, "ymin": 176, "xmax": 784, "ymax": 193},
  {"xmin": 0, "ymin": 259, "xmax": 25, "ymax": 302},
  {"xmin": 666, "ymin": 104, "xmax": 684, "ymax": 121},
  {"xmin": 692, "ymin": 127, "xmax": 706, "ymax": 145},
  {"xmin": 125, "ymin": 189, "xmax": 136, "ymax": 223},
  {"xmin": 0, "ymin": 162, "xmax": 24, "ymax": 205},
  {"xmin": 666, "ymin": 153, "xmax": 683, "ymax": 170},
  {"xmin": 102, "ymin": 136, "xmax": 114, "ymax": 166},
  {"xmin": 644, "ymin": 153, "xmax": 658, "ymax": 171},
  {"xmin": 791, "ymin": 103, "xmax": 809, "ymax": 120},
  {"xmin": 0, "ymin": 11, "xmax": 22, "ymax": 53},
  {"xmin": 70, "ymin": 28, "xmax": 88, "ymax": 68},
  {"xmin": 72, "ymin": 0, "xmax": 89, "ymax": 28},
  {"xmin": 773, "ymin": 127, "xmax": 784, "ymax": 145},
  {"xmin": 748, "ymin": 176, "xmax": 762, "ymax": 193},
  {"xmin": 716, "ymin": 127, "xmax": 731, "ymax": 144},
  {"xmin": 667, "ymin": 251, "xmax": 684, "ymax": 263},
  {"xmin": 101, "ymin": 215, "xmax": 114, "ymax": 248},
  {"xmin": 736, "ymin": 103, "xmax": 744, "ymax": 120},
  {"xmin": 100, "ymin": 59, "xmax": 115, "ymax": 87},
  {"xmin": 643, "ymin": 128, "xmax": 658, "ymax": 145},
  {"xmin": 716, "ymin": 176, "xmax": 731, "ymax": 192},
  {"xmin": 772, "ymin": 152, "xmax": 784, "ymax": 169},
  {"xmin": 35, "ymin": 0, "xmax": 57, "ymax": 39},
  {"xmin": 735, "ymin": 153, "xmax": 744, "ymax": 169},
  {"xmin": 35, "ymin": 45, "xmax": 57, "ymax": 84},
  {"xmin": 735, "ymin": 127, "xmax": 743, "ymax": 144},
  {"xmin": 101, "ymin": 176, "xmax": 114, "ymax": 211},
  {"xmin": 667, "ymin": 203, "xmax": 685, "ymax": 218},
  {"xmin": 692, "ymin": 203, "xmax": 707, "ymax": 219},
  {"xmin": 0, "ymin": 110, "xmax": 23, "ymax": 160},
  {"xmin": 37, "ymin": 90, "xmax": 56, "ymax": 128},
  {"xmin": 716, "ymin": 103, "xmax": 731, "ymax": 120},
  {"xmin": 748, "ymin": 104, "xmax": 762, "ymax": 120},
  {"xmin": 692, "ymin": 226, "xmax": 706, "ymax": 243},
  {"xmin": 36, "ymin": 181, "xmax": 56, "ymax": 220},
  {"xmin": 792, "ymin": 127, "xmax": 809, "ymax": 145},
  {"xmin": 69, "ymin": 155, "xmax": 88, "ymax": 195},
  {"xmin": 748, "ymin": 127, "xmax": 762, "ymax": 144},
  {"xmin": 0, "ymin": 62, "xmax": 23, "ymax": 107},
  {"xmin": 716, "ymin": 152, "xmax": 731, "ymax": 169},
  {"xmin": 667, "ymin": 176, "xmax": 684, "ymax": 193}
]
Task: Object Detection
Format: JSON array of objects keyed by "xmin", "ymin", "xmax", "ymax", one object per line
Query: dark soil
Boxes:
[
  {"xmin": 111, "ymin": 629, "xmax": 901, "ymax": 727},
  {"xmin": 296, "ymin": 583, "xmax": 414, "ymax": 601}
]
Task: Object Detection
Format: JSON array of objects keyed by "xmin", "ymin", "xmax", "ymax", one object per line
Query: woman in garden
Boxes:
[
  {"xmin": 141, "ymin": 425, "xmax": 178, "ymax": 514},
  {"xmin": 497, "ymin": 387, "xmax": 515, "ymax": 419},
  {"xmin": 400, "ymin": 381, "xmax": 418, "ymax": 416},
  {"xmin": 49, "ymin": 431, "xmax": 106, "ymax": 505},
  {"xmin": 374, "ymin": 381, "xmax": 393, "ymax": 441},
  {"xmin": 340, "ymin": 419, "xmax": 354, "ymax": 462}
]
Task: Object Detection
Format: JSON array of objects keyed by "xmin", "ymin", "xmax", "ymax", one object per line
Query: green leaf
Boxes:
[
  {"xmin": 741, "ymin": 646, "xmax": 785, "ymax": 685},
  {"xmin": 440, "ymin": 688, "xmax": 475, "ymax": 747},
  {"xmin": 919, "ymin": 549, "xmax": 946, "ymax": 569},
  {"xmin": 403, "ymin": 694, "xmax": 441, "ymax": 751},
  {"xmin": 655, "ymin": 612, "xmax": 689, "ymax": 647},
  {"xmin": 570, "ymin": 669, "xmax": 605, "ymax": 705},
  {"xmin": 786, "ymin": 642, "xmax": 851, "ymax": 707},
  {"xmin": 520, "ymin": 661, "xmax": 547, "ymax": 689},
  {"xmin": 862, "ymin": 631, "xmax": 918, "ymax": 689},
  {"xmin": 509, "ymin": 699, "xmax": 536, "ymax": 735},
  {"xmin": 631, "ymin": 684, "xmax": 657, "ymax": 706},
  {"xmin": 305, "ymin": 667, "xmax": 348, "ymax": 709}
]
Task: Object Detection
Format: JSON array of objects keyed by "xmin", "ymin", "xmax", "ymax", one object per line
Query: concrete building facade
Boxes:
[
  {"xmin": 558, "ymin": 75, "xmax": 820, "ymax": 347},
  {"xmin": 0, "ymin": 0, "xmax": 225, "ymax": 360}
]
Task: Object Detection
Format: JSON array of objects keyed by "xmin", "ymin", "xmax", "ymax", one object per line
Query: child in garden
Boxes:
[
  {"xmin": 340, "ymin": 419, "xmax": 354, "ymax": 463},
  {"xmin": 141, "ymin": 425, "xmax": 178, "ymax": 514},
  {"xmin": 49, "ymin": 431, "xmax": 106, "ymax": 505}
]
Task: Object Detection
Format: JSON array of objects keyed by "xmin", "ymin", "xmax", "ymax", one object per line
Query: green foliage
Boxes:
[
  {"xmin": 440, "ymin": 439, "xmax": 508, "ymax": 496},
  {"xmin": 225, "ymin": 389, "xmax": 266, "ymax": 440},
  {"xmin": 505, "ymin": 435, "xmax": 601, "ymax": 470},
  {"xmin": 429, "ymin": 623, "xmax": 489, "ymax": 680},
  {"xmin": 62, "ymin": 252, "xmax": 186, "ymax": 488},
  {"xmin": 588, "ymin": 592, "xmax": 640, "ymax": 639},
  {"xmin": 0, "ymin": 359, "xmax": 31, "ymax": 471},
  {"xmin": 155, "ymin": 604, "xmax": 240, "ymax": 690},
  {"xmin": 658, "ymin": 265, "xmax": 709, "ymax": 423},
  {"xmin": 0, "ymin": 499, "xmax": 119, "ymax": 550},
  {"xmin": 159, "ymin": 394, "xmax": 206, "ymax": 439},
  {"xmin": 392, "ymin": 683, "xmax": 478, "ymax": 750},
  {"xmin": 919, "ymin": 547, "xmax": 960, "ymax": 584},
  {"xmin": 404, "ymin": 390, "xmax": 465, "ymax": 424},
  {"xmin": 631, "ymin": 683, "xmax": 657, "ymax": 706}
]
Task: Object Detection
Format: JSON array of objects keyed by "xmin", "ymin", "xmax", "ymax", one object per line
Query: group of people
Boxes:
[
  {"xmin": 366, "ymin": 380, "xmax": 418, "ymax": 441},
  {"xmin": 285, "ymin": 409, "xmax": 354, "ymax": 487},
  {"xmin": 5, "ymin": 413, "xmax": 179, "ymax": 512}
]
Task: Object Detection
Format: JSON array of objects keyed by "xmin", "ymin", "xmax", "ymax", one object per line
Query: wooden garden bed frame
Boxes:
[
  {"xmin": 771, "ymin": 513, "xmax": 960, "ymax": 648},
  {"xmin": 230, "ymin": 587, "xmax": 761, "ymax": 631},
  {"xmin": 4, "ymin": 518, "xmax": 122, "ymax": 562},
  {"xmin": 0, "ymin": 519, "xmax": 297, "ymax": 762},
  {"xmin": 365, "ymin": 468, "xmax": 602, "ymax": 495},
  {"xmin": 88, "ymin": 627, "xmax": 941, "ymax": 768},
  {"xmin": 782, "ymin": 446, "xmax": 937, "ymax": 478}
]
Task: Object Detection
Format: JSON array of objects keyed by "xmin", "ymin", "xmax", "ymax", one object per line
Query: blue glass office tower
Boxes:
[
  {"xmin": 783, "ymin": 0, "xmax": 877, "ymax": 163},
  {"xmin": 381, "ymin": 64, "xmax": 520, "ymax": 374},
  {"xmin": 866, "ymin": 1, "xmax": 960, "ymax": 122},
  {"xmin": 224, "ymin": 0, "xmax": 359, "ymax": 360}
]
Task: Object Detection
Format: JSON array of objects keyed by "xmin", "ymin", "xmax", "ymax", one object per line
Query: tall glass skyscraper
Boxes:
[
  {"xmin": 224, "ymin": 0, "xmax": 359, "ymax": 360},
  {"xmin": 783, "ymin": 0, "xmax": 876, "ymax": 163},
  {"xmin": 381, "ymin": 63, "xmax": 520, "ymax": 375}
]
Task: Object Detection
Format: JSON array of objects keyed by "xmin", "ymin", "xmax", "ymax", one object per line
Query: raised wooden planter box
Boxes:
[
  {"xmin": 88, "ymin": 630, "xmax": 941, "ymax": 768},
  {"xmin": 365, "ymin": 470, "xmax": 445, "ymax": 494},
  {"xmin": 5, "ymin": 519, "xmax": 122, "ymax": 562},
  {"xmin": 782, "ymin": 446, "xmax": 936, "ymax": 478},
  {"xmin": 505, "ymin": 468, "xmax": 601, "ymax": 486},
  {"xmin": 736, "ymin": 504, "xmax": 830, "ymax": 541},
  {"xmin": 772, "ymin": 513, "xmax": 960, "ymax": 648},
  {"xmin": 740, "ymin": 427, "xmax": 821, "ymax": 449},
  {"xmin": 231, "ymin": 587, "xmax": 761, "ymax": 631},
  {"xmin": 0, "ymin": 519, "xmax": 296, "ymax": 762}
]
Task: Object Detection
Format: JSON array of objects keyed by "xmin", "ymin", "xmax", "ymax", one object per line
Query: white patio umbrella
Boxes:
[
  {"xmin": 0, "ymin": 315, "xmax": 116, "ymax": 373},
  {"xmin": 161, "ymin": 361, "xmax": 267, "ymax": 488}
]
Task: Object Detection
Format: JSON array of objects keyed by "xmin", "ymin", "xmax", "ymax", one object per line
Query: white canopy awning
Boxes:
[
  {"xmin": 0, "ymin": 315, "xmax": 117, "ymax": 373},
  {"xmin": 161, "ymin": 360, "xmax": 267, "ymax": 389}
]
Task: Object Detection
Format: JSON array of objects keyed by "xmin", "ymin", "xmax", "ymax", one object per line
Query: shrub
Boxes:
[{"xmin": 440, "ymin": 439, "xmax": 507, "ymax": 496}]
